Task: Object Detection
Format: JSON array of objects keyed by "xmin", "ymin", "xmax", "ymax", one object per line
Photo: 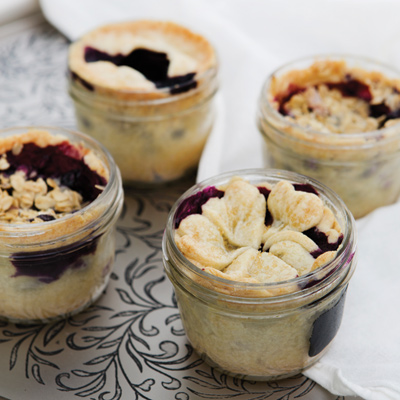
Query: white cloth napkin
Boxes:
[
  {"xmin": 39, "ymin": 1, "xmax": 400, "ymax": 399},
  {"xmin": 0, "ymin": 0, "xmax": 39, "ymax": 26}
]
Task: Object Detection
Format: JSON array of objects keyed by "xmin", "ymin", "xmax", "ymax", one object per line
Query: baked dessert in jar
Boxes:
[
  {"xmin": 257, "ymin": 56, "xmax": 400, "ymax": 219},
  {"xmin": 68, "ymin": 20, "xmax": 218, "ymax": 186},
  {"xmin": 162, "ymin": 169, "xmax": 357, "ymax": 381},
  {"xmin": 0, "ymin": 127, "xmax": 123, "ymax": 323}
]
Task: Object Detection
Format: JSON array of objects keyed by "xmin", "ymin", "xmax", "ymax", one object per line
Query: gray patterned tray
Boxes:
[{"xmin": 0, "ymin": 15, "xmax": 351, "ymax": 400}]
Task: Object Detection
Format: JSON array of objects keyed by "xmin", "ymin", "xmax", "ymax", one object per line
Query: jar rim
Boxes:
[
  {"xmin": 259, "ymin": 54, "xmax": 400, "ymax": 143},
  {"xmin": 0, "ymin": 126, "xmax": 123, "ymax": 237},
  {"xmin": 163, "ymin": 168, "xmax": 357, "ymax": 302}
]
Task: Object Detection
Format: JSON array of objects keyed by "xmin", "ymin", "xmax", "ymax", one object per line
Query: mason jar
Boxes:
[
  {"xmin": 162, "ymin": 169, "xmax": 357, "ymax": 381},
  {"xmin": 257, "ymin": 55, "xmax": 400, "ymax": 219},
  {"xmin": 0, "ymin": 127, "xmax": 123, "ymax": 323},
  {"xmin": 68, "ymin": 20, "xmax": 218, "ymax": 186}
]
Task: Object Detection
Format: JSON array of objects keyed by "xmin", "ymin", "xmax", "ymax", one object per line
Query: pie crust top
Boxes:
[
  {"xmin": 68, "ymin": 20, "xmax": 217, "ymax": 95},
  {"xmin": 174, "ymin": 177, "xmax": 343, "ymax": 285}
]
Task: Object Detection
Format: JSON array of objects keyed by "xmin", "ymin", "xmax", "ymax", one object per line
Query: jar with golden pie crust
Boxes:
[
  {"xmin": 257, "ymin": 55, "xmax": 400, "ymax": 219},
  {"xmin": 162, "ymin": 169, "xmax": 357, "ymax": 381},
  {"xmin": 68, "ymin": 20, "xmax": 218, "ymax": 186},
  {"xmin": 0, "ymin": 127, "xmax": 123, "ymax": 323}
]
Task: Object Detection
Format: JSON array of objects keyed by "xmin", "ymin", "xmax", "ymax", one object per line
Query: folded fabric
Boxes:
[
  {"xmin": 39, "ymin": 1, "xmax": 400, "ymax": 398},
  {"xmin": 0, "ymin": 0, "xmax": 39, "ymax": 26}
]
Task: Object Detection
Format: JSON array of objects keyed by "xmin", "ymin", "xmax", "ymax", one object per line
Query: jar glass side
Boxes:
[
  {"xmin": 168, "ymin": 269, "xmax": 352, "ymax": 380},
  {"xmin": 68, "ymin": 67, "xmax": 218, "ymax": 186}
]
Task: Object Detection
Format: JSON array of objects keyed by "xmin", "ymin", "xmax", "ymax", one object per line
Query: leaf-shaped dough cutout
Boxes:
[
  {"xmin": 263, "ymin": 231, "xmax": 319, "ymax": 253},
  {"xmin": 268, "ymin": 181, "xmax": 324, "ymax": 232},
  {"xmin": 316, "ymin": 207, "xmax": 342, "ymax": 244},
  {"xmin": 269, "ymin": 241, "xmax": 315, "ymax": 275},
  {"xmin": 311, "ymin": 251, "xmax": 336, "ymax": 272},
  {"xmin": 202, "ymin": 177, "xmax": 266, "ymax": 249},
  {"xmin": 223, "ymin": 248, "xmax": 298, "ymax": 283},
  {"xmin": 249, "ymin": 252, "xmax": 298, "ymax": 283},
  {"xmin": 175, "ymin": 214, "xmax": 248, "ymax": 270}
]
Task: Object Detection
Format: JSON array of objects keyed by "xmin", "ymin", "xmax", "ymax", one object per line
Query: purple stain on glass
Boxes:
[
  {"xmin": 174, "ymin": 186, "xmax": 224, "ymax": 229},
  {"xmin": 303, "ymin": 227, "xmax": 343, "ymax": 258},
  {"xmin": 257, "ymin": 186, "xmax": 273, "ymax": 226},
  {"xmin": 84, "ymin": 46, "xmax": 197, "ymax": 94},
  {"xmin": 4, "ymin": 142, "xmax": 106, "ymax": 202},
  {"xmin": 309, "ymin": 288, "xmax": 347, "ymax": 357},
  {"xmin": 11, "ymin": 236, "xmax": 100, "ymax": 283}
]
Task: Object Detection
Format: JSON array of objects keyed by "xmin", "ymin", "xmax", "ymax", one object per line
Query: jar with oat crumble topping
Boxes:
[
  {"xmin": 162, "ymin": 169, "xmax": 357, "ymax": 381},
  {"xmin": 0, "ymin": 127, "xmax": 123, "ymax": 324},
  {"xmin": 257, "ymin": 55, "xmax": 400, "ymax": 219}
]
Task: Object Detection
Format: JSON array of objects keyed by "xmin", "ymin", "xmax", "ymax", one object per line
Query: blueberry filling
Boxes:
[
  {"xmin": 4, "ymin": 142, "xmax": 106, "ymax": 203},
  {"xmin": 37, "ymin": 214, "xmax": 56, "ymax": 222},
  {"xmin": 84, "ymin": 46, "xmax": 197, "ymax": 94},
  {"xmin": 70, "ymin": 70, "xmax": 94, "ymax": 91},
  {"xmin": 326, "ymin": 79, "xmax": 372, "ymax": 102},
  {"xmin": 174, "ymin": 186, "xmax": 224, "ymax": 229},
  {"xmin": 293, "ymin": 183, "xmax": 318, "ymax": 195},
  {"xmin": 303, "ymin": 227, "xmax": 343, "ymax": 258},
  {"xmin": 276, "ymin": 77, "xmax": 400, "ymax": 125},
  {"xmin": 11, "ymin": 236, "xmax": 100, "ymax": 283},
  {"xmin": 308, "ymin": 288, "xmax": 347, "ymax": 357},
  {"xmin": 276, "ymin": 84, "xmax": 305, "ymax": 115},
  {"xmin": 257, "ymin": 186, "xmax": 273, "ymax": 226}
]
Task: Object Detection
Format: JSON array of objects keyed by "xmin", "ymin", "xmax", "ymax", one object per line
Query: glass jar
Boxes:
[
  {"xmin": 162, "ymin": 169, "xmax": 357, "ymax": 381},
  {"xmin": 0, "ymin": 127, "xmax": 123, "ymax": 324},
  {"xmin": 67, "ymin": 20, "xmax": 218, "ymax": 187},
  {"xmin": 257, "ymin": 55, "xmax": 400, "ymax": 219}
]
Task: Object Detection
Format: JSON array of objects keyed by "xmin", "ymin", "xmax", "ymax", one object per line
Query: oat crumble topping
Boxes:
[
  {"xmin": 270, "ymin": 60, "xmax": 400, "ymax": 134},
  {"xmin": 0, "ymin": 133, "xmax": 107, "ymax": 224}
]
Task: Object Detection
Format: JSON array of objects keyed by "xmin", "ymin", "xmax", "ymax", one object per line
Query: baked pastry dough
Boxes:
[
  {"xmin": 69, "ymin": 20, "xmax": 216, "ymax": 99},
  {"xmin": 175, "ymin": 177, "xmax": 342, "ymax": 284}
]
